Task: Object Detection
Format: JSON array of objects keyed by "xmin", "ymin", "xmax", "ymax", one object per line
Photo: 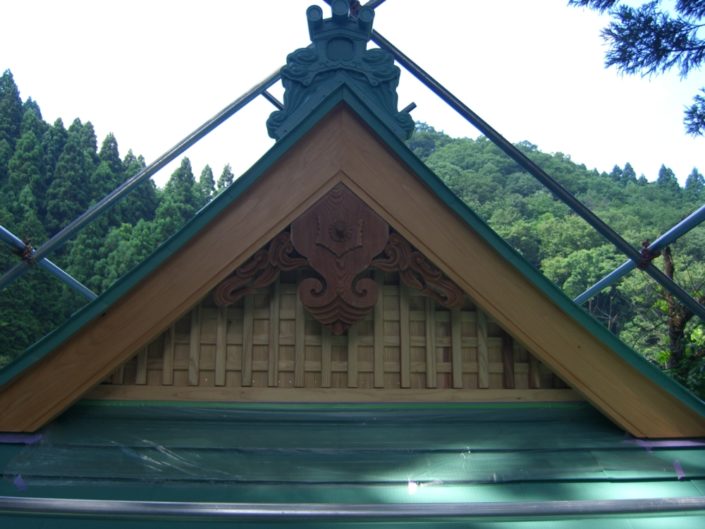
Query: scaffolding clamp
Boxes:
[
  {"xmin": 15, "ymin": 238, "xmax": 36, "ymax": 265},
  {"xmin": 637, "ymin": 240, "xmax": 660, "ymax": 270}
]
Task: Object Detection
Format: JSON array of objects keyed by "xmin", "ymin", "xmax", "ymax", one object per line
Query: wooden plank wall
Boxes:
[{"xmin": 98, "ymin": 273, "xmax": 575, "ymax": 401}]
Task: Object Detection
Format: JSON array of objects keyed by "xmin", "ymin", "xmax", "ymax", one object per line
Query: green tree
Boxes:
[
  {"xmin": 91, "ymin": 133, "xmax": 124, "ymax": 204},
  {"xmin": 20, "ymin": 104, "xmax": 47, "ymax": 139},
  {"xmin": 685, "ymin": 167, "xmax": 705, "ymax": 199},
  {"xmin": 570, "ymin": 0, "xmax": 705, "ymax": 134},
  {"xmin": 5, "ymin": 129, "xmax": 45, "ymax": 223},
  {"xmin": 656, "ymin": 164, "xmax": 681, "ymax": 194},
  {"xmin": 217, "ymin": 164, "xmax": 235, "ymax": 191},
  {"xmin": 118, "ymin": 150, "xmax": 158, "ymax": 224},
  {"xmin": 154, "ymin": 157, "xmax": 200, "ymax": 240},
  {"xmin": 92, "ymin": 220, "xmax": 162, "ymax": 290},
  {"xmin": 45, "ymin": 124, "xmax": 93, "ymax": 234},
  {"xmin": 0, "ymin": 70, "xmax": 23, "ymax": 183},
  {"xmin": 622, "ymin": 162, "xmax": 637, "ymax": 184},
  {"xmin": 42, "ymin": 119, "xmax": 67, "ymax": 185},
  {"xmin": 197, "ymin": 164, "xmax": 215, "ymax": 206},
  {"xmin": 0, "ymin": 70, "xmax": 22, "ymax": 148}
]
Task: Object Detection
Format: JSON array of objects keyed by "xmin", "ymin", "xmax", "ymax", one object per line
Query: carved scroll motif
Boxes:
[
  {"xmin": 213, "ymin": 184, "xmax": 465, "ymax": 334},
  {"xmin": 213, "ymin": 232, "xmax": 306, "ymax": 307},
  {"xmin": 290, "ymin": 184, "xmax": 389, "ymax": 335},
  {"xmin": 372, "ymin": 233, "xmax": 465, "ymax": 310}
]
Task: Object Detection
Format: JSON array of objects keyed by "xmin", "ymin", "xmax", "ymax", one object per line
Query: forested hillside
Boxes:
[
  {"xmin": 0, "ymin": 70, "xmax": 234, "ymax": 367},
  {"xmin": 409, "ymin": 124, "xmax": 705, "ymax": 394},
  {"xmin": 1, "ymin": 69, "xmax": 704, "ymax": 395}
]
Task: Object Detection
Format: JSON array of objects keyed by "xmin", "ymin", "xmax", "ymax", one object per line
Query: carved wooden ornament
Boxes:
[
  {"xmin": 213, "ymin": 232, "xmax": 306, "ymax": 306},
  {"xmin": 214, "ymin": 184, "xmax": 465, "ymax": 334},
  {"xmin": 290, "ymin": 184, "xmax": 389, "ymax": 334}
]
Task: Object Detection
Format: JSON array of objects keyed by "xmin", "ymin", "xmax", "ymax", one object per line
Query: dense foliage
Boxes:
[
  {"xmin": 0, "ymin": 70, "xmax": 232, "ymax": 368},
  {"xmin": 569, "ymin": 0, "xmax": 705, "ymax": 135},
  {"xmin": 1, "ymin": 69, "xmax": 704, "ymax": 395},
  {"xmin": 409, "ymin": 123, "xmax": 705, "ymax": 395}
]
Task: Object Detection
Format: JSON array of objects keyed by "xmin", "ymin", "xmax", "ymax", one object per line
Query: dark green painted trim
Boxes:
[{"xmin": 2, "ymin": 82, "xmax": 704, "ymax": 423}]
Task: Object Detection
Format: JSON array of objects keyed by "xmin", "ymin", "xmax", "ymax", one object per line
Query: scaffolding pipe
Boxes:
[
  {"xmin": 0, "ymin": 1, "xmax": 388, "ymax": 295},
  {"xmin": 575, "ymin": 203, "xmax": 705, "ymax": 305},
  {"xmin": 261, "ymin": 90, "xmax": 284, "ymax": 110},
  {"xmin": 1, "ymin": 496, "xmax": 704, "ymax": 520},
  {"xmin": 368, "ymin": 29, "xmax": 705, "ymax": 323},
  {"xmin": 0, "ymin": 226, "xmax": 96, "ymax": 301},
  {"xmin": 0, "ymin": 69, "xmax": 282, "ymax": 294}
]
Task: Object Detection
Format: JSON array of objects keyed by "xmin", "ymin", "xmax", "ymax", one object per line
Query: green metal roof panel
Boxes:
[{"xmin": 1, "ymin": 404, "xmax": 705, "ymax": 525}]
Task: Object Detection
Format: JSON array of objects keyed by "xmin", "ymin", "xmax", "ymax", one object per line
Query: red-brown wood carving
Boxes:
[
  {"xmin": 213, "ymin": 231, "xmax": 306, "ymax": 306},
  {"xmin": 371, "ymin": 233, "xmax": 465, "ymax": 310},
  {"xmin": 290, "ymin": 184, "xmax": 389, "ymax": 334},
  {"xmin": 214, "ymin": 184, "xmax": 465, "ymax": 334}
]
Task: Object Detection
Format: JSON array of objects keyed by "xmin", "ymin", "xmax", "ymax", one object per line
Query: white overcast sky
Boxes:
[{"xmin": 1, "ymin": 0, "xmax": 703, "ymax": 186}]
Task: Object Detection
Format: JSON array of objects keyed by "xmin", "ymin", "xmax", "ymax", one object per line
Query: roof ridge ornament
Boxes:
[{"xmin": 266, "ymin": 0, "xmax": 414, "ymax": 141}]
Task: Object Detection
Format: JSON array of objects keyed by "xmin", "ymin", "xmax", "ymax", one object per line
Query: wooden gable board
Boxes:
[
  {"xmin": 0, "ymin": 87, "xmax": 704, "ymax": 437},
  {"xmin": 88, "ymin": 267, "xmax": 579, "ymax": 400}
]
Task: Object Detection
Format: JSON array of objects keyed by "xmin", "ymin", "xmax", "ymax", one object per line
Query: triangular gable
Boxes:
[
  {"xmin": 90, "ymin": 235, "xmax": 576, "ymax": 401},
  {"xmin": 1, "ymin": 88, "xmax": 704, "ymax": 437}
]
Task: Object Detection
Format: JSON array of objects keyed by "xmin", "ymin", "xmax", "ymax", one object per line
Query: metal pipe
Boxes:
[
  {"xmin": 0, "ymin": 226, "xmax": 96, "ymax": 300},
  {"xmin": 0, "ymin": 69, "xmax": 283, "ymax": 294},
  {"xmin": 575, "ymin": 203, "xmax": 705, "ymax": 304},
  {"xmin": 262, "ymin": 89, "xmax": 284, "ymax": 110},
  {"xmin": 369, "ymin": 29, "xmax": 705, "ymax": 322},
  {"xmin": 1, "ymin": 496, "xmax": 704, "ymax": 520},
  {"xmin": 362, "ymin": 0, "xmax": 388, "ymax": 9}
]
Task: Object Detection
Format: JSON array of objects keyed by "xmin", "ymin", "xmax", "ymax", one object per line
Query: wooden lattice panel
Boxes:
[{"xmin": 95, "ymin": 272, "xmax": 575, "ymax": 402}]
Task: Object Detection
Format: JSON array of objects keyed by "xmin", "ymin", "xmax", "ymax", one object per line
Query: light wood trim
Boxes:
[
  {"xmin": 399, "ymin": 283, "xmax": 411, "ymax": 388},
  {"xmin": 111, "ymin": 365, "xmax": 124, "ymax": 385},
  {"xmin": 188, "ymin": 306, "xmax": 201, "ymax": 386},
  {"xmin": 268, "ymin": 279, "xmax": 280, "ymax": 387},
  {"xmin": 373, "ymin": 272, "xmax": 384, "ymax": 388},
  {"xmin": 425, "ymin": 298, "xmax": 437, "ymax": 389},
  {"xmin": 135, "ymin": 348, "xmax": 148, "ymax": 385},
  {"xmin": 321, "ymin": 327, "xmax": 332, "ymax": 388},
  {"xmin": 451, "ymin": 309, "xmax": 463, "ymax": 389},
  {"xmin": 347, "ymin": 324, "xmax": 358, "ymax": 388},
  {"xmin": 529, "ymin": 352, "xmax": 541, "ymax": 390},
  {"xmin": 477, "ymin": 310, "xmax": 489, "ymax": 389},
  {"xmin": 162, "ymin": 325, "xmax": 175, "ymax": 386},
  {"xmin": 502, "ymin": 331, "xmax": 515, "ymax": 389},
  {"xmin": 215, "ymin": 307, "xmax": 227, "ymax": 387},
  {"xmin": 242, "ymin": 296, "xmax": 254, "ymax": 387},
  {"xmin": 87, "ymin": 384, "xmax": 581, "ymax": 403},
  {"xmin": 294, "ymin": 287, "xmax": 305, "ymax": 388}
]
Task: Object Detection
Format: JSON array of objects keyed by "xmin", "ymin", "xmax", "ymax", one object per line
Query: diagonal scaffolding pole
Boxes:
[
  {"xmin": 575, "ymin": 203, "xmax": 705, "ymax": 305},
  {"xmin": 0, "ymin": 69, "xmax": 282, "ymax": 295},
  {"xmin": 0, "ymin": 0, "xmax": 386, "ymax": 296},
  {"xmin": 0, "ymin": 226, "xmax": 96, "ymax": 300},
  {"xmin": 367, "ymin": 28, "xmax": 705, "ymax": 323}
]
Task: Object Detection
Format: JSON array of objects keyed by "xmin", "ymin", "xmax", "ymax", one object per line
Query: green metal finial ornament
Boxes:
[{"xmin": 267, "ymin": 0, "xmax": 414, "ymax": 141}]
